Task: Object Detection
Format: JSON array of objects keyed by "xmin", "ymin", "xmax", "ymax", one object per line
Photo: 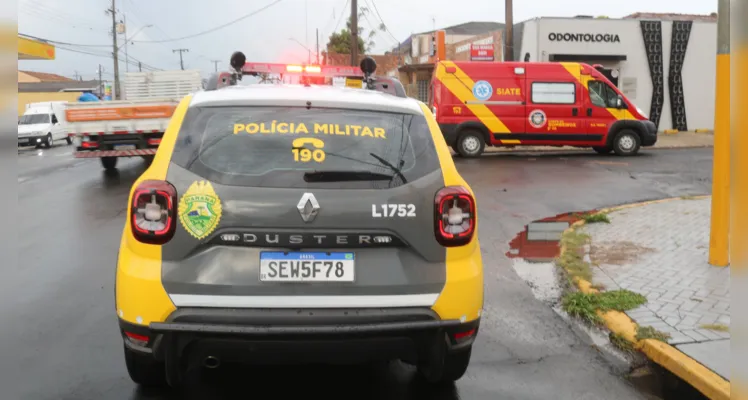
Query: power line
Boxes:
[
  {"xmin": 367, "ymin": 0, "xmax": 401, "ymax": 44},
  {"xmin": 18, "ymin": 33, "xmax": 110, "ymax": 48},
  {"xmin": 132, "ymin": 0, "xmax": 284, "ymax": 43},
  {"xmin": 333, "ymin": 0, "xmax": 351, "ymax": 33},
  {"xmin": 53, "ymin": 45, "xmax": 159, "ymax": 71}
]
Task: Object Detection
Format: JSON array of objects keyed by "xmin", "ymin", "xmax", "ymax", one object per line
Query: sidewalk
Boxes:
[
  {"xmin": 486, "ymin": 131, "xmax": 713, "ymax": 153},
  {"xmin": 581, "ymin": 197, "xmax": 730, "ymax": 397}
]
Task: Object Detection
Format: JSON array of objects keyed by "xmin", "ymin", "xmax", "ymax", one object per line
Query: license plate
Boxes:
[
  {"xmin": 114, "ymin": 145, "xmax": 136, "ymax": 150},
  {"xmin": 259, "ymin": 252, "xmax": 355, "ymax": 282}
]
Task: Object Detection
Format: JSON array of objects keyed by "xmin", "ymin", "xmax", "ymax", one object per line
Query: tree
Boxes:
[{"xmin": 326, "ymin": 7, "xmax": 384, "ymax": 54}]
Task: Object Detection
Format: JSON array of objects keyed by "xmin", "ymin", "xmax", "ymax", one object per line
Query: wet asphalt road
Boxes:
[{"xmin": 7, "ymin": 144, "xmax": 713, "ymax": 400}]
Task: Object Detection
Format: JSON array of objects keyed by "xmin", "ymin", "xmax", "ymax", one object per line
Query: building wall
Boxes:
[
  {"xmin": 518, "ymin": 20, "xmax": 539, "ymax": 61},
  {"xmin": 18, "ymin": 92, "xmax": 81, "ymax": 117},
  {"xmin": 448, "ymin": 30, "xmax": 504, "ymax": 61},
  {"xmin": 524, "ymin": 18, "xmax": 716, "ymax": 131},
  {"xmin": 18, "ymin": 71, "xmax": 40, "ymax": 83}
]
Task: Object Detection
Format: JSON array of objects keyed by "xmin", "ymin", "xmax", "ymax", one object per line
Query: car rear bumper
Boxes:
[{"xmin": 119, "ymin": 307, "xmax": 479, "ymax": 385}]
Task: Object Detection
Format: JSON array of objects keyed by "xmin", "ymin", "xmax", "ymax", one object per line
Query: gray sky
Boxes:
[{"xmin": 19, "ymin": 0, "xmax": 717, "ymax": 80}]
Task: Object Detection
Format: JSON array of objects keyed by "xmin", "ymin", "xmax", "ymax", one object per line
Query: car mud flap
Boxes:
[
  {"xmin": 162, "ymin": 333, "xmax": 185, "ymax": 387},
  {"xmin": 417, "ymin": 329, "xmax": 449, "ymax": 380}
]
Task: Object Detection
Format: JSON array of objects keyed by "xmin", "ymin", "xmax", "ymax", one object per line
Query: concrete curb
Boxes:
[{"xmin": 559, "ymin": 195, "xmax": 730, "ymax": 400}]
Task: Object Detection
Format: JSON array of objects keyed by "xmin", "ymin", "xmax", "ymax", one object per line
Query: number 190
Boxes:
[{"xmin": 293, "ymin": 148, "xmax": 326, "ymax": 162}]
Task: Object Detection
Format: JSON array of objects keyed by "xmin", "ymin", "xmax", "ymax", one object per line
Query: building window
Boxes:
[
  {"xmin": 588, "ymin": 80, "xmax": 619, "ymax": 108},
  {"xmin": 531, "ymin": 82, "xmax": 576, "ymax": 104},
  {"xmin": 417, "ymin": 80, "xmax": 429, "ymax": 103}
]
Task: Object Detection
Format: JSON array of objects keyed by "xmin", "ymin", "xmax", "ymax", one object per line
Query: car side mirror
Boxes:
[{"xmin": 615, "ymin": 95, "xmax": 625, "ymax": 109}]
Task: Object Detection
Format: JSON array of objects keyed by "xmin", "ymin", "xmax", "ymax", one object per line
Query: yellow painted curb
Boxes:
[
  {"xmin": 663, "ymin": 129, "xmax": 679, "ymax": 134},
  {"xmin": 559, "ymin": 195, "xmax": 729, "ymax": 400}
]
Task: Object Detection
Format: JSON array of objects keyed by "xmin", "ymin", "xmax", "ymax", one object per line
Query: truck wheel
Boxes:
[
  {"xmin": 44, "ymin": 133, "xmax": 53, "ymax": 149},
  {"xmin": 101, "ymin": 157, "xmax": 118, "ymax": 170},
  {"xmin": 66, "ymin": 136, "xmax": 73, "ymax": 145},
  {"xmin": 456, "ymin": 130, "xmax": 485, "ymax": 158},
  {"xmin": 593, "ymin": 146, "xmax": 613, "ymax": 154},
  {"xmin": 612, "ymin": 130, "xmax": 641, "ymax": 156},
  {"xmin": 418, "ymin": 346, "xmax": 472, "ymax": 384},
  {"xmin": 124, "ymin": 345, "xmax": 166, "ymax": 388}
]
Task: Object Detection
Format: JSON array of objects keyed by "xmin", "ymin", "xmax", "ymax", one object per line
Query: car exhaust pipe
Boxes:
[{"xmin": 204, "ymin": 356, "xmax": 221, "ymax": 369}]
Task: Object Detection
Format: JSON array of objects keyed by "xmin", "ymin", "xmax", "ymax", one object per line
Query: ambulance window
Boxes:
[
  {"xmin": 588, "ymin": 81, "xmax": 618, "ymax": 108},
  {"xmin": 531, "ymin": 82, "xmax": 576, "ymax": 104}
]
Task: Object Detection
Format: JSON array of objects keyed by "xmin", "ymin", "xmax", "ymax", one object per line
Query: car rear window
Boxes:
[{"xmin": 170, "ymin": 106, "xmax": 441, "ymax": 189}]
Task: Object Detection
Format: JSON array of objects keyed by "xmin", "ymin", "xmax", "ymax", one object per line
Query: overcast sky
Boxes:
[{"xmin": 19, "ymin": 0, "xmax": 716, "ymax": 80}]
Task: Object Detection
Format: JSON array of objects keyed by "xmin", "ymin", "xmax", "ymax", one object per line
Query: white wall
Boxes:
[
  {"xmin": 533, "ymin": 18, "xmax": 716, "ymax": 131},
  {"xmin": 682, "ymin": 22, "xmax": 717, "ymax": 130},
  {"xmin": 519, "ymin": 19, "xmax": 539, "ymax": 62}
]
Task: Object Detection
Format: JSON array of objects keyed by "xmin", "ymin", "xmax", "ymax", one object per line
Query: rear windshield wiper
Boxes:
[
  {"xmin": 303, "ymin": 170, "xmax": 395, "ymax": 182},
  {"xmin": 369, "ymin": 152, "xmax": 407, "ymax": 184}
]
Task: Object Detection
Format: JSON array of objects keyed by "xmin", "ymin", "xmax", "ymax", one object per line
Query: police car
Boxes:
[{"xmin": 115, "ymin": 52, "xmax": 484, "ymax": 388}]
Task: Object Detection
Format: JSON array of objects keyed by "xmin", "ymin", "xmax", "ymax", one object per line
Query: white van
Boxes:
[{"xmin": 18, "ymin": 101, "xmax": 71, "ymax": 148}]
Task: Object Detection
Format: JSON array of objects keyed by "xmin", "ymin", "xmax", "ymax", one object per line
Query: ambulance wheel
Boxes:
[
  {"xmin": 593, "ymin": 146, "xmax": 613, "ymax": 154},
  {"xmin": 44, "ymin": 133, "xmax": 53, "ymax": 149},
  {"xmin": 124, "ymin": 345, "xmax": 166, "ymax": 388},
  {"xmin": 101, "ymin": 156, "xmax": 118, "ymax": 170},
  {"xmin": 612, "ymin": 130, "xmax": 641, "ymax": 156},
  {"xmin": 456, "ymin": 130, "xmax": 485, "ymax": 158}
]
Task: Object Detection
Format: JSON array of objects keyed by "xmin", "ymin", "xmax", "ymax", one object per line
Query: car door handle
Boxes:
[
  {"xmin": 587, "ymin": 108, "xmax": 593, "ymax": 117},
  {"xmin": 572, "ymin": 108, "xmax": 578, "ymax": 116}
]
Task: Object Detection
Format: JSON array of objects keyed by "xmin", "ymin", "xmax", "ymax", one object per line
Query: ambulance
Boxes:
[{"xmin": 430, "ymin": 61, "xmax": 657, "ymax": 157}]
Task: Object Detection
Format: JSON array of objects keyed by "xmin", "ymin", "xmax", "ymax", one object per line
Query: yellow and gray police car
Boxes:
[{"xmin": 115, "ymin": 53, "xmax": 484, "ymax": 388}]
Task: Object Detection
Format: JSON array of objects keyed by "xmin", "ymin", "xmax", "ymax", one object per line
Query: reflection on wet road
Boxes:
[{"xmin": 7, "ymin": 147, "xmax": 712, "ymax": 400}]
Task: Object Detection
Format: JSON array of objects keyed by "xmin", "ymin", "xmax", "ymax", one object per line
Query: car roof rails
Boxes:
[{"xmin": 205, "ymin": 52, "xmax": 407, "ymax": 98}]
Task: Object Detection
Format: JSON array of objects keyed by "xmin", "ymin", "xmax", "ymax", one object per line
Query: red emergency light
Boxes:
[{"xmin": 241, "ymin": 63, "xmax": 364, "ymax": 78}]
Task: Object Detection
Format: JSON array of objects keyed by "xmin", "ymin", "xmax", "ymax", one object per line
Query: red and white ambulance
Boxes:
[{"xmin": 430, "ymin": 61, "xmax": 656, "ymax": 157}]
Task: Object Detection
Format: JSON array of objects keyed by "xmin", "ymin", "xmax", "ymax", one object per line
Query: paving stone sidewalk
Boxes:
[{"xmin": 582, "ymin": 197, "xmax": 730, "ymax": 380}]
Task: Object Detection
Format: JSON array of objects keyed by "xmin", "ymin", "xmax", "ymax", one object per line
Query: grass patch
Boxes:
[
  {"xmin": 581, "ymin": 213, "xmax": 611, "ymax": 224},
  {"xmin": 610, "ymin": 332, "xmax": 636, "ymax": 354},
  {"xmin": 562, "ymin": 290, "xmax": 647, "ymax": 326},
  {"xmin": 700, "ymin": 323, "xmax": 729, "ymax": 332},
  {"xmin": 556, "ymin": 230, "xmax": 592, "ymax": 282},
  {"xmin": 636, "ymin": 326, "xmax": 672, "ymax": 342}
]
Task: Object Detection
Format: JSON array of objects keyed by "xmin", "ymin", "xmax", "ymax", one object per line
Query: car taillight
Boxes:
[
  {"xmin": 434, "ymin": 186, "xmax": 476, "ymax": 247},
  {"xmin": 130, "ymin": 180, "xmax": 177, "ymax": 244}
]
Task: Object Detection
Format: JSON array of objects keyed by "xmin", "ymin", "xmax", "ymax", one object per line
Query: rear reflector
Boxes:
[
  {"xmin": 124, "ymin": 331, "xmax": 149, "ymax": 344},
  {"xmin": 434, "ymin": 186, "xmax": 476, "ymax": 247},
  {"xmin": 147, "ymin": 138, "xmax": 162, "ymax": 146},
  {"xmin": 81, "ymin": 142, "xmax": 98, "ymax": 149},
  {"xmin": 130, "ymin": 180, "xmax": 177, "ymax": 244},
  {"xmin": 454, "ymin": 328, "xmax": 476, "ymax": 341}
]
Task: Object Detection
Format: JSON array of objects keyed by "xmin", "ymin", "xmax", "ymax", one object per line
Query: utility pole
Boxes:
[
  {"xmin": 173, "ymin": 48, "xmax": 189, "ymax": 70},
  {"xmin": 138, "ymin": 61, "xmax": 142, "ymax": 72},
  {"xmin": 503, "ymin": 0, "xmax": 513, "ymax": 61},
  {"xmin": 350, "ymin": 0, "xmax": 358, "ymax": 66},
  {"xmin": 97, "ymin": 65, "xmax": 104, "ymax": 97},
  {"xmin": 211, "ymin": 60, "xmax": 220, "ymax": 72},
  {"xmin": 108, "ymin": 0, "xmax": 121, "ymax": 99},
  {"xmin": 709, "ymin": 0, "xmax": 730, "ymax": 267},
  {"xmin": 123, "ymin": 13, "xmax": 129, "ymax": 72},
  {"xmin": 316, "ymin": 28, "xmax": 320, "ymax": 64}
]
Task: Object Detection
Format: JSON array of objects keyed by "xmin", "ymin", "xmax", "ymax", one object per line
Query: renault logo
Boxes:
[{"xmin": 297, "ymin": 193, "xmax": 320, "ymax": 223}]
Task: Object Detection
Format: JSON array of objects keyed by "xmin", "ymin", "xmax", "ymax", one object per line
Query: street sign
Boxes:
[{"xmin": 470, "ymin": 44, "xmax": 495, "ymax": 61}]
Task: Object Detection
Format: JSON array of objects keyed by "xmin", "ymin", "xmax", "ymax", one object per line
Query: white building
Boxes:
[{"xmin": 514, "ymin": 14, "xmax": 717, "ymax": 132}]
